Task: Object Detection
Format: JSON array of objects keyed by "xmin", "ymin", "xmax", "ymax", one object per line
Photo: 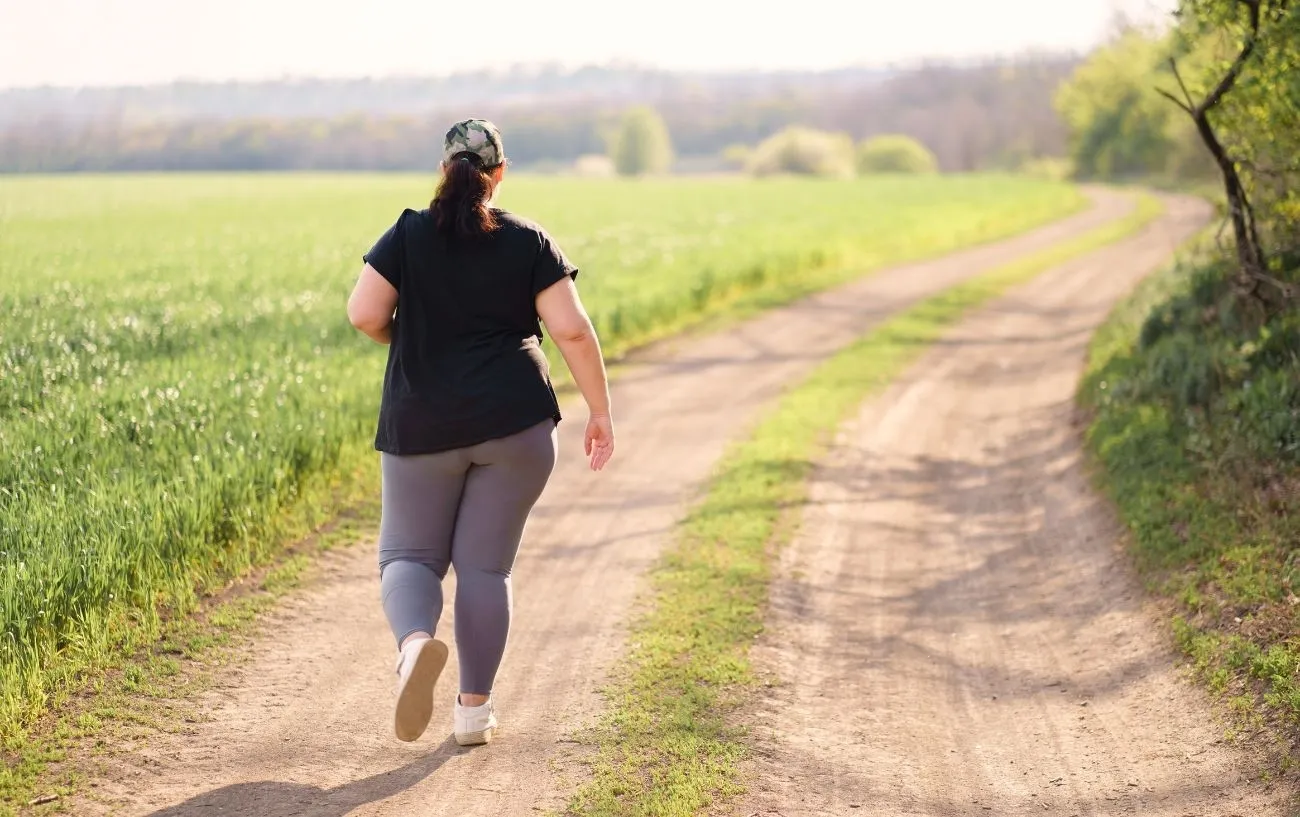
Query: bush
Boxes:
[
  {"xmin": 856, "ymin": 134, "xmax": 939, "ymax": 175},
  {"xmin": 1117, "ymin": 253, "xmax": 1300, "ymax": 463},
  {"xmin": 744, "ymin": 126, "xmax": 855, "ymax": 178},
  {"xmin": 1233, "ymin": 366, "xmax": 1300, "ymax": 463}
]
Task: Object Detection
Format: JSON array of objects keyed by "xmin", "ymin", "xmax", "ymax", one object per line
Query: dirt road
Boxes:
[
  {"xmin": 68, "ymin": 190, "xmax": 1200, "ymax": 817},
  {"xmin": 736, "ymin": 194, "xmax": 1296, "ymax": 816}
]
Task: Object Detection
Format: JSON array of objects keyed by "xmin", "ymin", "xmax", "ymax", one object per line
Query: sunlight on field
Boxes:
[{"xmin": 0, "ymin": 172, "xmax": 1082, "ymax": 736}]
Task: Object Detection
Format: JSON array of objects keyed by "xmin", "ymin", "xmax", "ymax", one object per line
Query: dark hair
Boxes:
[{"xmin": 431, "ymin": 152, "xmax": 501, "ymax": 240}]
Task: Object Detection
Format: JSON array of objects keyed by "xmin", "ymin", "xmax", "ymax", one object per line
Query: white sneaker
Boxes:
[
  {"xmin": 392, "ymin": 637, "xmax": 448, "ymax": 742},
  {"xmin": 454, "ymin": 696, "xmax": 499, "ymax": 746}
]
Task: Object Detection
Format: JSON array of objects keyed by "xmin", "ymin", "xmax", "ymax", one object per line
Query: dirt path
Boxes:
[
  {"xmin": 71, "ymin": 192, "xmax": 1138, "ymax": 817},
  {"xmin": 736, "ymin": 194, "xmax": 1297, "ymax": 816}
]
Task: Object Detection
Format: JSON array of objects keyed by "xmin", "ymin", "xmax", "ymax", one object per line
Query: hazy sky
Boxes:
[{"xmin": 0, "ymin": 0, "xmax": 1179, "ymax": 89}]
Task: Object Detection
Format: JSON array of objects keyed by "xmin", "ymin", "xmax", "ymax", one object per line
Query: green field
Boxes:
[{"xmin": 0, "ymin": 173, "xmax": 1083, "ymax": 747}]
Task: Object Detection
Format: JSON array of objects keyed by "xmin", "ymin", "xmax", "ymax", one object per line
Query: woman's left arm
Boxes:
[{"xmin": 347, "ymin": 263, "xmax": 398, "ymax": 344}]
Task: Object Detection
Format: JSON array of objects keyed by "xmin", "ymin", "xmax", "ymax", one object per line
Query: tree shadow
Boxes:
[
  {"xmin": 143, "ymin": 736, "xmax": 461, "ymax": 817},
  {"xmin": 756, "ymin": 398, "xmax": 1185, "ymax": 704},
  {"xmin": 741, "ymin": 399, "xmax": 1299, "ymax": 810}
]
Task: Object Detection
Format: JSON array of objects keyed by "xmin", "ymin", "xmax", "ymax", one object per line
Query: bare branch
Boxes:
[
  {"xmin": 1167, "ymin": 57, "xmax": 1198, "ymax": 110},
  {"xmin": 1157, "ymin": 87, "xmax": 1195, "ymax": 113}
]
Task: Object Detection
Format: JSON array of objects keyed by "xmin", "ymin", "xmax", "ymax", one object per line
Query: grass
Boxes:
[
  {"xmin": 0, "ymin": 172, "xmax": 1083, "ymax": 810},
  {"xmin": 1079, "ymin": 224, "xmax": 1300, "ymax": 773},
  {"xmin": 0, "ymin": 461, "xmax": 380, "ymax": 816},
  {"xmin": 560, "ymin": 192, "xmax": 1164, "ymax": 815}
]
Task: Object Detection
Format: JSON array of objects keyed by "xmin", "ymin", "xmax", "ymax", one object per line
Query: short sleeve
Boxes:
[
  {"xmin": 531, "ymin": 229, "xmax": 579, "ymax": 296},
  {"xmin": 362, "ymin": 212, "xmax": 406, "ymax": 290}
]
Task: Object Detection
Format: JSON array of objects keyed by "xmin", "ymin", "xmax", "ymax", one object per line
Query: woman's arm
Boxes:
[
  {"xmin": 347, "ymin": 263, "xmax": 398, "ymax": 345},
  {"xmin": 536, "ymin": 276, "xmax": 615, "ymax": 470},
  {"xmin": 536, "ymin": 275, "xmax": 609, "ymax": 414}
]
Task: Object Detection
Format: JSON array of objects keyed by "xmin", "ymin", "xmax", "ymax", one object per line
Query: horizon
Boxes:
[
  {"xmin": 0, "ymin": 0, "xmax": 1178, "ymax": 92},
  {"xmin": 0, "ymin": 52, "xmax": 1072, "ymax": 94}
]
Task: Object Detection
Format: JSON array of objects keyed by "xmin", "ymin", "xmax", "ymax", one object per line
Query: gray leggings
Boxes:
[{"xmin": 378, "ymin": 419, "xmax": 557, "ymax": 695}]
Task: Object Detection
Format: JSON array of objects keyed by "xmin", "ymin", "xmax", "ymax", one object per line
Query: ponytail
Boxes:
[{"xmin": 431, "ymin": 152, "xmax": 501, "ymax": 240}]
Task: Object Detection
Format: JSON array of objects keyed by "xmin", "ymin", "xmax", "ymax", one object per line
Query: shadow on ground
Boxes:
[{"xmin": 143, "ymin": 737, "xmax": 461, "ymax": 817}]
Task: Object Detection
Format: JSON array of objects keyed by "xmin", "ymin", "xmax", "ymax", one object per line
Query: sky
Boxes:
[{"xmin": 0, "ymin": 0, "xmax": 1180, "ymax": 89}]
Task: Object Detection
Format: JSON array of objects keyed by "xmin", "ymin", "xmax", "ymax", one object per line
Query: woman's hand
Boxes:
[{"xmin": 584, "ymin": 413, "xmax": 615, "ymax": 472}]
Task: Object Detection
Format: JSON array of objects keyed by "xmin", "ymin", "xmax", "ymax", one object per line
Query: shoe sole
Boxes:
[
  {"xmin": 454, "ymin": 724, "xmax": 497, "ymax": 746},
  {"xmin": 394, "ymin": 639, "xmax": 448, "ymax": 742}
]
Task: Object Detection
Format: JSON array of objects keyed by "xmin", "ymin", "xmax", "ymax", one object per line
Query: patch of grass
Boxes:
[
  {"xmin": 560, "ymin": 193, "xmax": 1164, "ymax": 815},
  {"xmin": 1080, "ymin": 221, "xmax": 1300, "ymax": 780}
]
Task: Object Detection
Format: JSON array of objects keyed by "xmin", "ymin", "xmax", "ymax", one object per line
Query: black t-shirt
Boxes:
[{"xmin": 361, "ymin": 207, "xmax": 578, "ymax": 455}]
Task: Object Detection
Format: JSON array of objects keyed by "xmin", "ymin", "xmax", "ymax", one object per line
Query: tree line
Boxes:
[{"xmin": 0, "ymin": 56, "xmax": 1077, "ymax": 174}]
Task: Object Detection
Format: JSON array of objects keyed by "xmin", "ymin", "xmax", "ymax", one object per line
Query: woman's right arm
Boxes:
[{"xmin": 535, "ymin": 277, "xmax": 614, "ymax": 471}]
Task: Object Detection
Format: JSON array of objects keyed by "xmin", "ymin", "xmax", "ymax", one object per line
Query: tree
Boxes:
[
  {"xmin": 1159, "ymin": 0, "xmax": 1298, "ymax": 305},
  {"xmin": 1053, "ymin": 1, "xmax": 1297, "ymax": 310},
  {"xmin": 856, "ymin": 135, "xmax": 939, "ymax": 174},
  {"xmin": 743, "ymin": 126, "xmax": 855, "ymax": 178},
  {"xmin": 1054, "ymin": 27, "xmax": 1182, "ymax": 179},
  {"xmin": 608, "ymin": 106, "xmax": 674, "ymax": 176}
]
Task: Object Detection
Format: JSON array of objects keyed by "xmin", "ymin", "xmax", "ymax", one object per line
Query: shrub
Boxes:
[
  {"xmin": 856, "ymin": 134, "xmax": 939, "ymax": 175},
  {"xmin": 744, "ymin": 126, "xmax": 855, "ymax": 178}
]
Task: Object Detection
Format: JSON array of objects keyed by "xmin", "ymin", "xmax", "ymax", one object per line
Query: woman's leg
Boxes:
[
  {"xmin": 451, "ymin": 420, "xmax": 558, "ymax": 701},
  {"xmin": 376, "ymin": 450, "xmax": 468, "ymax": 644},
  {"xmin": 376, "ymin": 448, "xmax": 472, "ymax": 741}
]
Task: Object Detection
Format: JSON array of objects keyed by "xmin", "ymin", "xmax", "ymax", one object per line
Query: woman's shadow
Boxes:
[{"xmin": 143, "ymin": 736, "xmax": 462, "ymax": 816}]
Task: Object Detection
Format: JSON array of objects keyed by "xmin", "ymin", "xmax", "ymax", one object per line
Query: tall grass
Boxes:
[{"xmin": 0, "ymin": 172, "xmax": 1083, "ymax": 743}]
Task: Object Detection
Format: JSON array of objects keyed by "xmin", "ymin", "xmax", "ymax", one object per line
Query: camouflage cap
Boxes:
[{"xmin": 443, "ymin": 118, "xmax": 506, "ymax": 167}]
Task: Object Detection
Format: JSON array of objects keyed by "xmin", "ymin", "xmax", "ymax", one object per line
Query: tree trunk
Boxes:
[{"xmin": 1192, "ymin": 112, "xmax": 1265, "ymax": 289}]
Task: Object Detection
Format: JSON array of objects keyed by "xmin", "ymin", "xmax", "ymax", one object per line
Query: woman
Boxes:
[{"xmin": 346, "ymin": 118, "xmax": 615, "ymax": 747}]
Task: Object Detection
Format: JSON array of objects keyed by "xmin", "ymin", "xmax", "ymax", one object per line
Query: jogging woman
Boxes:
[{"xmin": 346, "ymin": 118, "xmax": 615, "ymax": 746}]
